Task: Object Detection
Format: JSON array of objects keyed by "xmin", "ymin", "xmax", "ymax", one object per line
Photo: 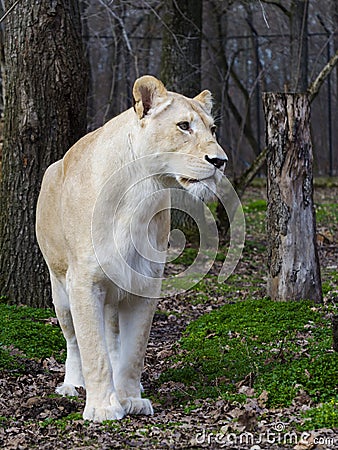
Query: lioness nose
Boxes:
[{"xmin": 205, "ymin": 155, "xmax": 227, "ymax": 169}]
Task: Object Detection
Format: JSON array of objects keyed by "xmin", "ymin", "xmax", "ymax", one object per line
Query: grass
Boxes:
[
  {"xmin": 39, "ymin": 413, "xmax": 84, "ymax": 430},
  {"xmin": 315, "ymin": 203, "xmax": 338, "ymax": 231}
]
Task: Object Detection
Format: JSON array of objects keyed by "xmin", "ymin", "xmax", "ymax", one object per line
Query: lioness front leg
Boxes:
[
  {"xmin": 69, "ymin": 279, "xmax": 125, "ymax": 422},
  {"xmin": 114, "ymin": 296, "xmax": 157, "ymax": 416}
]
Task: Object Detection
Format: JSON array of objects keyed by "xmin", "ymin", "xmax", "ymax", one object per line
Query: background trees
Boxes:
[
  {"xmin": 79, "ymin": 0, "xmax": 337, "ymax": 177},
  {"xmin": 160, "ymin": 0, "xmax": 202, "ymax": 96},
  {"xmin": 0, "ymin": 0, "xmax": 336, "ymax": 306}
]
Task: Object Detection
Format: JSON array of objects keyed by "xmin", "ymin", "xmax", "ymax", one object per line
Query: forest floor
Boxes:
[{"xmin": 0, "ymin": 183, "xmax": 338, "ymax": 449}]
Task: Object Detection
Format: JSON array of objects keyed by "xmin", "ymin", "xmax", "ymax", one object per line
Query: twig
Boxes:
[
  {"xmin": 0, "ymin": 0, "xmax": 20, "ymax": 25},
  {"xmin": 258, "ymin": 0, "xmax": 270, "ymax": 28},
  {"xmin": 97, "ymin": 0, "xmax": 139, "ymax": 77},
  {"xmin": 260, "ymin": 0, "xmax": 290, "ymax": 17},
  {"xmin": 234, "ymin": 147, "xmax": 268, "ymax": 198}
]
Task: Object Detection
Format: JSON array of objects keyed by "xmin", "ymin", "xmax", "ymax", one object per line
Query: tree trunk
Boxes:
[
  {"xmin": 263, "ymin": 93, "xmax": 322, "ymax": 303},
  {"xmin": 333, "ymin": 315, "xmax": 338, "ymax": 352},
  {"xmin": 0, "ymin": 0, "xmax": 88, "ymax": 307},
  {"xmin": 82, "ymin": 0, "xmax": 118, "ymax": 130},
  {"xmin": 160, "ymin": 0, "xmax": 203, "ymax": 231},
  {"xmin": 290, "ymin": 0, "xmax": 309, "ymax": 91},
  {"xmin": 160, "ymin": 0, "xmax": 202, "ymax": 96}
]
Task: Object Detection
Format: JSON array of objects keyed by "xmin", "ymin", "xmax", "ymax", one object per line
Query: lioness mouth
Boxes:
[{"xmin": 180, "ymin": 177, "xmax": 199, "ymax": 184}]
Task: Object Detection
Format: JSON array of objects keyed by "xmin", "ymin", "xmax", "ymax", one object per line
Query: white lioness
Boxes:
[{"xmin": 36, "ymin": 76, "xmax": 227, "ymax": 422}]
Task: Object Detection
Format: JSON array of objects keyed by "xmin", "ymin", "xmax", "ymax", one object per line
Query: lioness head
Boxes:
[{"xmin": 132, "ymin": 75, "xmax": 227, "ymax": 200}]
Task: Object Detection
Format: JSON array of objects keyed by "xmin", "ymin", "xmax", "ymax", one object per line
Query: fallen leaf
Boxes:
[
  {"xmin": 294, "ymin": 431, "xmax": 315, "ymax": 450},
  {"xmin": 257, "ymin": 390, "xmax": 269, "ymax": 408}
]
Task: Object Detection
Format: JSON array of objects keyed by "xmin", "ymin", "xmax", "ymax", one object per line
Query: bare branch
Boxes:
[
  {"xmin": 97, "ymin": 0, "xmax": 139, "ymax": 77},
  {"xmin": 307, "ymin": 49, "xmax": 338, "ymax": 103},
  {"xmin": 235, "ymin": 49, "xmax": 338, "ymax": 195},
  {"xmin": 258, "ymin": 0, "xmax": 270, "ymax": 28},
  {"xmin": 261, "ymin": 0, "xmax": 290, "ymax": 17},
  {"xmin": 0, "ymin": 0, "xmax": 21, "ymax": 24}
]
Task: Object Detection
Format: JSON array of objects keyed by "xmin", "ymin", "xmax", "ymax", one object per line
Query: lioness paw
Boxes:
[
  {"xmin": 83, "ymin": 392, "xmax": 125, "ymax": 422},
  {"xmin": 83, "ymin": 404, "xmax": 125, "ymax": 422},
  {"xmin": 121, "ymin": 397, "xmax": 154, "ymax": 416},
  {"xmin": 56, "ymin": 383, "xmax": 79, "ymax": 397}
]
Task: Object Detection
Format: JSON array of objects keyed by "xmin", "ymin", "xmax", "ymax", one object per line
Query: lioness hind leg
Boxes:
[
  {"xmin": 114, "ymin": 296, "xmax": 157, "ymax": 416},
  {"xmin": 50, "ymin": 273, "xmax": 84, "ymax": 397},
  {"xmin": 104, "ymin": 300, "xmax": 120, "ymax": 373}
]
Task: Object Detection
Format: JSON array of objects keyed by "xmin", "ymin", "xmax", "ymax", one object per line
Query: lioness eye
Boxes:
[
  {"xmin": 211, "ymin": 125, "xmax": 217, "ymax": 135},
  {"xmin": 177, "ymin": 121, "xmax": 190, "ymax": 131}
]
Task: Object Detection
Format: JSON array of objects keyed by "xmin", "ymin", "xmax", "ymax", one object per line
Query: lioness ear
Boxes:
[
  {"xmin": 194, "ymin": 90, "xmax": 213, "ymax": 114},
  {"xmin": 133, "ymin": 75, "xmax": 168, "ymax": 119}
]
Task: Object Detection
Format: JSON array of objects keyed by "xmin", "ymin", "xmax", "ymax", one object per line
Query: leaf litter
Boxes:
[{"xmin": 0, "ymin": 186, "xmax": 337, "ymax": 449}]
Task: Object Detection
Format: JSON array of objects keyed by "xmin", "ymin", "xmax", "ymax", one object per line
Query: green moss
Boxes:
[
  {"xmin": 171, "ymin": 247, "xmax": 198, "ymax": 265},
  {"xmin": 300, "ymin": 399, "xmax": 338, "ymax": 430},
  {"xmin": 0, "ymin": 304, "xmax": 66, "ymax": 371},
  {"xmin": 159, "ymin": 299, "xmax": 338, "ymax": 408},
  {"xmin": 39, "ymin": 413, "xmax": 85, "ymax": 430},
  {"xmin": 315, "ymin": 203, "xmax": 338, "ymax": 229}
]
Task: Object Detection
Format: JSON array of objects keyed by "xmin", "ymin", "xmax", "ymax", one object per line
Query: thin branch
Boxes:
[
  {"xmin": 236, "ymin": 67, "xmax": 265, "ymax": 156},
  {"xmin": 258, "ymin": 0, "xmax": 270, "ymax": 28},
  {"xmin": 261, "ymin": 0, "xmax": 290, "ymax": 18},
  {"xmin": 0, "ymin": 0, "xmax": 21, "ymax": 24},
  {"xmin": 226, "ymin": 91, "xmax": 259, "ymax": 156},
  {"xmin": 235, "ymin": 49, "xmax": 338, "ymax": 195},
  {"xmin": 143, "ymin": 0, "xmax": 186, "ymax": 62},
  {"xmin": 98, "ymin": 0, "xmax": 139, "ymax": 77},
  {"xmin": 309, "ymin": 32, "xmax": 334, "ymax": 82},
  {"xmin": 307, "ymin": 49, "xmax": 338, "ymax": 102}
]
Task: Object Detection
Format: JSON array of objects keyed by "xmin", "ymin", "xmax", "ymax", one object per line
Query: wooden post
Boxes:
[{"xmin": 263, "ymin": 93, "xmax": 322, "ymax": 303}]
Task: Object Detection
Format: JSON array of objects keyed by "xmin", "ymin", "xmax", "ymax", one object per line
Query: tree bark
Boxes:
[
  {"xmin": 0, "ymin": 0, "xmax": 88, "ymax": 307},
  {"xmin": 263, "ymin": 93, "xmax": 322, "ymax": 303}
]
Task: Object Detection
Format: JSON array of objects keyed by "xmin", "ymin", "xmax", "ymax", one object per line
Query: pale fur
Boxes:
[{"xmin": 36, "ymin": 76, "xmax": 227, "ymax": 422}]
